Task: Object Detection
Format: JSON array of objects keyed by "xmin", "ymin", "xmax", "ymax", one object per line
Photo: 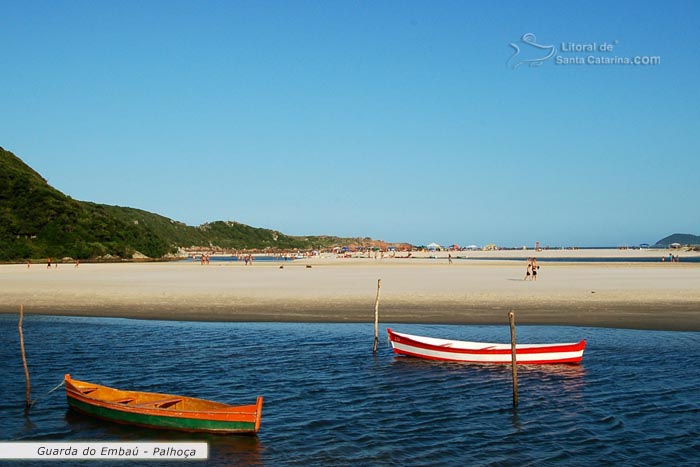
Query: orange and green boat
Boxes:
[{"xmin": 64, "ymin": 374, "xmax": 263, "ymax": 434}]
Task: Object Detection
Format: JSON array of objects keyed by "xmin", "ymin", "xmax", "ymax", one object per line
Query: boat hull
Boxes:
[
  {"xmin": 387, "ymin": 328, "xmax": 585, "ymax": 364},
  {"xmin": 65, "ymin": 375, "xmax": 263, "ymax": 434}
]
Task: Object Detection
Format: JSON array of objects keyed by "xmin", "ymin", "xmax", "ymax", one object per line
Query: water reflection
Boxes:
[
  {"xmin": 390, "ymin": 356, "xmax": 587, "ymax": 380},
  {"xmin": 64, "ymin": 410, "xmax": 263, "ymax": 466},
  {"xmin": 510, "ymin": 408, "xmax": 522, "ymax": 431}
]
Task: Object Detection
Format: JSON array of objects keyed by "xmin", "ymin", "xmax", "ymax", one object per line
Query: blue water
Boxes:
[
  {"xmin": 459, "ymin": 256, "xmax": 700, "ymax": 264},
  {"xmin": 457, "ymin": 256, "xmax": 700, "ymax": 263},
  {"xmin": 2, "ymin": 315, "xmax": 700, "ymax": 466}
]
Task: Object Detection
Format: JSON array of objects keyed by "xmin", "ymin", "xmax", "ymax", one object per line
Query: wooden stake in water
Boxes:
[
  {"xmin": 19, "ymin": 304, "xmax": 32, "ymax": 408},
  {"xmin": 373, "ymin": 279, "xmax": 382, "ymax": 353},
  {"xmin": 509, "ymin": 311, "xmax": 519, "ymax": 407}
]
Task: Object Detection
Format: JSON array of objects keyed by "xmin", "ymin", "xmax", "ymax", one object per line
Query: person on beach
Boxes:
[
  {"xmin": 524, "ymin": 258, "xmax": 532, "ymax": 280},
  {"xmin": 47, "ymin": 257, "xmax": 51, "ymax": 269},
  {"xmin": 448, "ymin": 254, "xmax": 453, "ymax": 265},
  {"xmin": 532, "ymin": 257, "xmax": 539, "ymax": 281}
]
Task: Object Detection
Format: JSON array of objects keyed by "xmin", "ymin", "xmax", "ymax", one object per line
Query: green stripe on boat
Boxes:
[{"xmin": 68, "ymin": 398, "xmax": 256, "ymax": 433}]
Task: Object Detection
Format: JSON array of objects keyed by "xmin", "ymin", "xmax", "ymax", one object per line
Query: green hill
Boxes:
[
  {"xmin": 0, "ymin": 146, "xmax": 364, "ymax": 261},
  {"xmin": 654, "ymin": 233, "xmax": 700, "ymax": 246}
]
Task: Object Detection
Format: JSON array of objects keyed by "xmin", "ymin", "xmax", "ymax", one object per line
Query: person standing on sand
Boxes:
[
  {"xmin": 532, "ymin": 257, "xmax": 539, "ymax": 281},
  {"xmin": 524, "ymin": 258, "xmax": 532, "ymax": 280},
  {"xmin": 47, "ymin": 257, "xmax": 51, "ymax": 269},
  {"xmin": 448, "ymin": 254, "xmax": 453, "ymax": 264}
]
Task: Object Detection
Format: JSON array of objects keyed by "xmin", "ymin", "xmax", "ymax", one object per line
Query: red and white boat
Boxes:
[{"xmin": 387, "ymin": 328, "xmax": 586, "ymax": 364}]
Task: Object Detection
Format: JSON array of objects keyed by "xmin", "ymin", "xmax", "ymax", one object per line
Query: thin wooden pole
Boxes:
[
  {"xmin": 509, "ymin": 311, "xmax": 518, "ymax": 407},
  {"xmin": 373, "ymin": 279, "xmax": 382, "ymax": 353},
  {"xmin": 19, "ymin": 304, "xmax": 32, "ymax": 409}
]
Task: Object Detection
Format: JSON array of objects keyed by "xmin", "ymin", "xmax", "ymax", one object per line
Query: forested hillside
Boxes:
[{"xmin": 0, "ymin": 147, "xmax": 362, "ymax": 261}]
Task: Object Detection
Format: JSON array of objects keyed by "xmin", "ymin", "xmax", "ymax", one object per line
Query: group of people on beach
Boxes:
[
  {"xmin": 27, "ymin": 258, "xmax": 80, "ymax": 268},
  {"xmin": 196, "ymin": 253, "xmax": 255, "ymax": 265},
  {"xmin": 524, "ymin": 257, "xmax": 539, "ymax": 281}
]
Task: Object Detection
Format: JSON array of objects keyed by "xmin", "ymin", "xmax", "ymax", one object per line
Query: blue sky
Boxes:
[{"xmin": 2, "ymin": 1, "xmax": 698, "ymax": 247}]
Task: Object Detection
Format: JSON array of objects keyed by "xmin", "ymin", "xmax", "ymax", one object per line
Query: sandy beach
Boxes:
[{"xmin": 2, "ymin": 249, "xmax": 699, "ymax": 331}]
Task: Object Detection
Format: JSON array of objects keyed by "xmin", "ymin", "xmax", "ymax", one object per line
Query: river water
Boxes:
[{"xmin": 1, "ymin": 315, "xmax": 699, "ymax": 466}]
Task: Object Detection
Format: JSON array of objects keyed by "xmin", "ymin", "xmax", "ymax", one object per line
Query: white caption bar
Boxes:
[{"xmin": 0, "ymin": 442, "xmax": 208, "ymax": 460}]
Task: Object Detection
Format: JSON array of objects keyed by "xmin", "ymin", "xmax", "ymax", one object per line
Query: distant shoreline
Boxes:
[{"xmin": 6, "ymin": 246, "xmax": 699, "ymax": 265}]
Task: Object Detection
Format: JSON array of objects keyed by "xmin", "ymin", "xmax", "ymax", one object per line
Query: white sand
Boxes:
[{"xmin": 1, "ymin": 250, "xmax": 699, "ymax": 331}]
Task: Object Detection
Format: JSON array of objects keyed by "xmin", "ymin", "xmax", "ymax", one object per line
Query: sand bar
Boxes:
[{"xmin": 1, "ymin": 250, "xmax": 699, "ymax": 331}]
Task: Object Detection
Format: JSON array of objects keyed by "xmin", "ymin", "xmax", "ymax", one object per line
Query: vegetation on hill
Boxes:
[
  {"xmin": 654, "ymin": 233, "xmax": 700, "ymax": 246},
  {"xmin": 0, "ymin": 147, "xmax": 172, "ymax": 260},
  {"xmin": 0, "ymin": 146, "xmax": 370, "ymax": 261}
]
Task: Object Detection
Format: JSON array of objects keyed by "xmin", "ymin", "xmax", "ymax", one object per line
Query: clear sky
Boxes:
[{"xmin": 2, "ymin": 1, "xmax": 698, "ymax": 247}]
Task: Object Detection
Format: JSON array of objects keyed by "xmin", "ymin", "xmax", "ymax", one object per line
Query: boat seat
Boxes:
[
  {"xmin": 134, "ymin": 398, "xmax": 182, "ymax": 408},
  {"xmin": 109, "ymin": 397, "xmax": 135, "ymax": 404},
  {"xmin": 80, "ymin": 387, "xmax": 100, "ymax": 394}
]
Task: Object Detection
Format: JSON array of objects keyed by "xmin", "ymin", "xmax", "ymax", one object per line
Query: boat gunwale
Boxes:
[{"xmin": 387, "ymin": 328, "xmax": 586, "ymax": 355}]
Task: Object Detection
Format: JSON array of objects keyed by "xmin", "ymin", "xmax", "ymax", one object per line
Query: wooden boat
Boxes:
[
  {"xmin": 64, "ymin": 374, "xmax": 263, "ymax": 434},
  {"xmin": 387, "ymin": 328, "xmax": 586, "ymax": 364}
]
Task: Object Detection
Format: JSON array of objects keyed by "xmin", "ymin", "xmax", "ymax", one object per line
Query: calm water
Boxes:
[
  {"xmin": 459, "ymin": 256, "xmax": 700, "ymax": 263},
  {"xmin": 1, "ymin": 315, "xmax": 699, "ymax": 466}
]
